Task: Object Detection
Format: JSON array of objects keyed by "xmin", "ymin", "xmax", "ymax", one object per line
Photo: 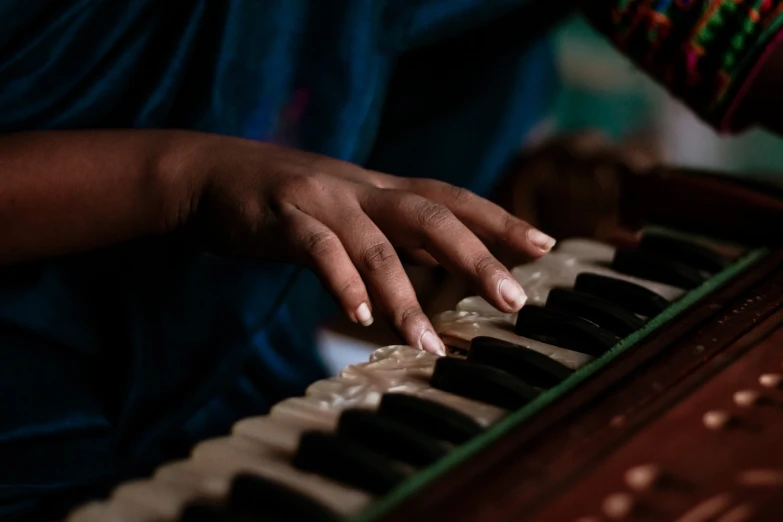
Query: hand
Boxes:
[
  {"xmin": 186, "ymin": 136, "xmax": 556, "ymax": 355},
  {"xmin": 499, "ymin": 130, "xmax": 660, "ymax": 249}
]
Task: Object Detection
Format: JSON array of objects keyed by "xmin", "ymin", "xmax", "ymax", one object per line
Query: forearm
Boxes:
[{"xmin": 0, "ymin": 130, "xmax": 206, "ymax": 265}]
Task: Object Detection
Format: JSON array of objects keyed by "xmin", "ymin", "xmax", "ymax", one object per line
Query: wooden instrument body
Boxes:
[
  {"xmin": 64, "ymin": 167, "xmax": 783, "ymax": 522},
  {"xmin": 371, "ymin": 249, "xmax": 783, "ymax": 522}
]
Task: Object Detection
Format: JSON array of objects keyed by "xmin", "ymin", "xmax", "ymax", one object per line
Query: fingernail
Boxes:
[
  {"xmin": 499, "ymin": 278, "xmax": 527, "ymax": 310},
  {"xmin": 355, "ymin": 303, "xmax": 374, "ymax": 327},
  {"xmin": 528, "ymin": 228, "xmax": 557, "ymax": 252},
  {"xmin": 420, "ymin": 331, "xmax": 446, "ymax": 356}
]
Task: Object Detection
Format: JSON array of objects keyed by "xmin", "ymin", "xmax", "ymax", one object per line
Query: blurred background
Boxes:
[
  {"xmin": 317, "ymin": 14, "xmax": 783, "ymax": 376},
  {"xmin": 552, "ymin": 15, "xmax": 783, "ymax": 174}
]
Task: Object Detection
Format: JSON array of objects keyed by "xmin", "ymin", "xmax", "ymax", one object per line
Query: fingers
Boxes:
[
  {"xmin": 392, "ymin": 177, "xmax": 557, "ymax": 258},
  {"xmin": 325, "ymin": 210, "xmax": 446, "ymax": 356},
  {"xmin": 364, "ymin": 191, "xmax": 528, "ymax": 314},
  {"xmin": 284, "ymin": 208, "xmax": 374, "ymax": 327}
]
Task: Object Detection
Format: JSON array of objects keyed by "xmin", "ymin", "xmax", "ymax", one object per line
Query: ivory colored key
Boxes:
[
  {"xmin": 190, "ymin": 436, "xmax": 371, "ymax": 514},
  {"xmin": 233, "ymin": 416, "xmax": 333, "ymax": 453},
  {"xmin": 456, "ymin": 244, "xmax": 682, "ymax": 316},
  {"xmin": 342, "ymin": 345, "xmax": 437, "ymax": 382},
  {"xmin": 368, "ymin": 344, "xmax": 434, "ymax": 363},
  {"xmin": 154, "ymin": 461, "xmax": 229, "ymax": 498},
  {"xmin": 511, "ymin": 252, "xmax": 684, "ymax": 305},
  {"xmin": 315, "ymin": 347, "xmax": 507, "ymax": 425},
  {"xmin": 554, "ymin": 238, "xmax": 617, "ymax": 264},
  {"xmin": 433, "ymin": 311, "xmax": 592, "ymax": 369},
  {"xmin": 308, "ymin": 372, "xmax": 506, "ymax": 427},
  {"xmin": 109, "ymin": 479, "xmax": 203, "ymax": 522},
  {"xmin": 269, "ymin": 397, "xmax": 341, "ymax": 427},
  {"xmin": 67, "ymin": 502, "xmax": 135, "ymax": 522},
  {"xmin": 306, "ymin": 377, "xmax": 386, "ymax": 408}
]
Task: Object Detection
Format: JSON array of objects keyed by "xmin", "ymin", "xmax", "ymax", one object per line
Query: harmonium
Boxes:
[{"xmin": 68, "ymin": 168, "xmax": 783, "ymax": 521}]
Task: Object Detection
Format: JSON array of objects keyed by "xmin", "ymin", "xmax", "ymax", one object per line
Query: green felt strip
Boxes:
[{"xmin": 348, "ymin": 247, "xmax": 768, "ymax": 522}]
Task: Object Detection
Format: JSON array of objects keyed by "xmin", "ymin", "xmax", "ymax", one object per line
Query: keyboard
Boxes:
[{"xmin": 66, "ymin": 230, "xmax": 783, "ymax": 522}]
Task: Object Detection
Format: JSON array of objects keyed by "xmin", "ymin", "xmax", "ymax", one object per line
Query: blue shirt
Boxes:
[{"xmin": 0, "ymin": 1, "xmax": 560, "ymax": 518}]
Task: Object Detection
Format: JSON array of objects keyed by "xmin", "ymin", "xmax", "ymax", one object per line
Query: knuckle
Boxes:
[
  {"xmin": 503, "ymin": 213, "xmax": 531, "ymax": 240},
  {"xmin": 338, "ymin": 275, "xmax": 365, "ymax": 298},
  {"xmin": 361, "ymin": 241, "xmax": 398, "ymax": 273},
  {"xmin": 472, "ymin": 254, "xmax": 500, "ymax": 277},
  {"xmin": 280, "ymin": 173, "xmax": 330, "ymax": 201},
  {"xmin": 395, "ymin": 304, "xmax": 425, "ymax": 330},
  {"xmin": 413, "ymin": 200, "xmax": 453, "ymax": 230},
  {"xmin": 447, "ymin": 184, "xmax": 474, "ymax": 206},
  {"xmin": 302, "ymin": 229, "xmax": 340, "ymax": 258}
]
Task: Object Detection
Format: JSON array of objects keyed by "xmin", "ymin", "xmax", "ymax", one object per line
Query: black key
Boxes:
[
  {"xmin": 639, "ymin": 232, "xmax": 729, "ymax": 273},
  {"xmin": 337, "ymin": 409, "xmax": 448, "ymax": 467},
  {"xmin": 378, "ymin": 393, "xmax": 484, "ymax": 445},
  {"xmin": 611, "ymin": 248, "xmax": 708, "ymax": 290},
  {"xmin": 293, "ymin": 431, "xmax": 406, "ymax": 495},
  {"xmin": 229, "ymin": 474, "xmax": 339, "ymax": 522},
  {"xmin": 545, "ymin": 288, "xmax": 645, "ymax": 337},
  {"xmin": 430, "ymin": 357, "xmax": 539, "ymax": 410},
  {"xmin": 514, "ymin": 305, "xmax": 620, "ymax": 356},
  {"xmin": 574, "ymin": 273, "xmax": 669, "ymax": 317},
  {"xmin": 467, "ymin": 336, "xmax": 573, "ymax": 389},
  {"xmin": 180, "ymin": 502, "xmax": 233, "ymax": 522}
]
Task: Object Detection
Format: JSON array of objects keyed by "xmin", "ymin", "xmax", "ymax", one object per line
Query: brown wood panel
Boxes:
[
  {"xmin": 531, "ymin": 310, "xmax": 783, "ymax": 522},
  {"xmin": 378, "ymin": 250, "xmax": 783, "ymax": 522}
]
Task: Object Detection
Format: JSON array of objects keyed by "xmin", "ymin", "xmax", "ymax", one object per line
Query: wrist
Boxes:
[{"xmin": 153, "ymin": 130, "xmax": 218, "ymax": 234}]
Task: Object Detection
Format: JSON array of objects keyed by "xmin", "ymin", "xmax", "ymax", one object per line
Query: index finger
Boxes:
[
  {"xmin": 364, "ymin": 191, "xmax": 528, "ymax": 315},
  {"xmin": 388, "ymin": 176, "xmax": 556, "ymax": 258}
]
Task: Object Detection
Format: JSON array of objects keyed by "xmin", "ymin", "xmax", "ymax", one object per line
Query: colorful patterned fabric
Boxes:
[{"xmin": 580, "ymin": 0, "xmax": 783, "ymax": 132}]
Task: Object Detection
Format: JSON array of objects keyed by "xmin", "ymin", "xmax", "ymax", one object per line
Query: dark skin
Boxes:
[
  {"xmin": 1, "ymin": 41, "xmax": 782, "ymax": 356},
  {"xmin": 0, "ymin": 130, "xmax": 552, "ymax": 356}
]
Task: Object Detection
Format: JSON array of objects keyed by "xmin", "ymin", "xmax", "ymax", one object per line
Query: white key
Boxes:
[
  {"xmin": 110, "ymin": 480, "xmax": 200, "ymax": 522},
  {"xmin": 555, "ymin": 238, "xmax": 616, "ymax": 263},
  {"xmin": 270, "ymin": 397, "xmax": 342, "ymax": 426},
  {"xmin": 154, "ymin": 460, "xmax": 229, "ymax": 498},
  {"xmin": 456, "ymin": 255, "xmax": 681, "ymax": 318},
  {"xmin": 512, "ymin": 252, "xmax": 683, "ymax": 304},
  {"xmin": 352, "ymin": 345, "xmax": 438, "ymax": 379},
  {"xmin": 233, "ymin": 415, "xmax": 334, "ymax": 454},
  {"xmin": 306, "ymin": 377, "xmax": 391, "ymax": 407},
  {"xmin": 66, "ymin": 502, "xmax": 135, "ymax": 522},
  {"xmin": 338, "ymin": 346, "xmax": 507, "ymax": 424},
  {"xmin": 190, "ymin": 436, "xmax": 371, "ymax": 514},
  {"xmin": 306, "ymin": 373, "xmax": 506, "ymax": 427},
  {"xmin": 368, "ymin": 344, "xmax": 414, "ymax": 363},
  {"xmin": 433, "ymin": 310, "xmax": 592, "ymax": 370}
]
